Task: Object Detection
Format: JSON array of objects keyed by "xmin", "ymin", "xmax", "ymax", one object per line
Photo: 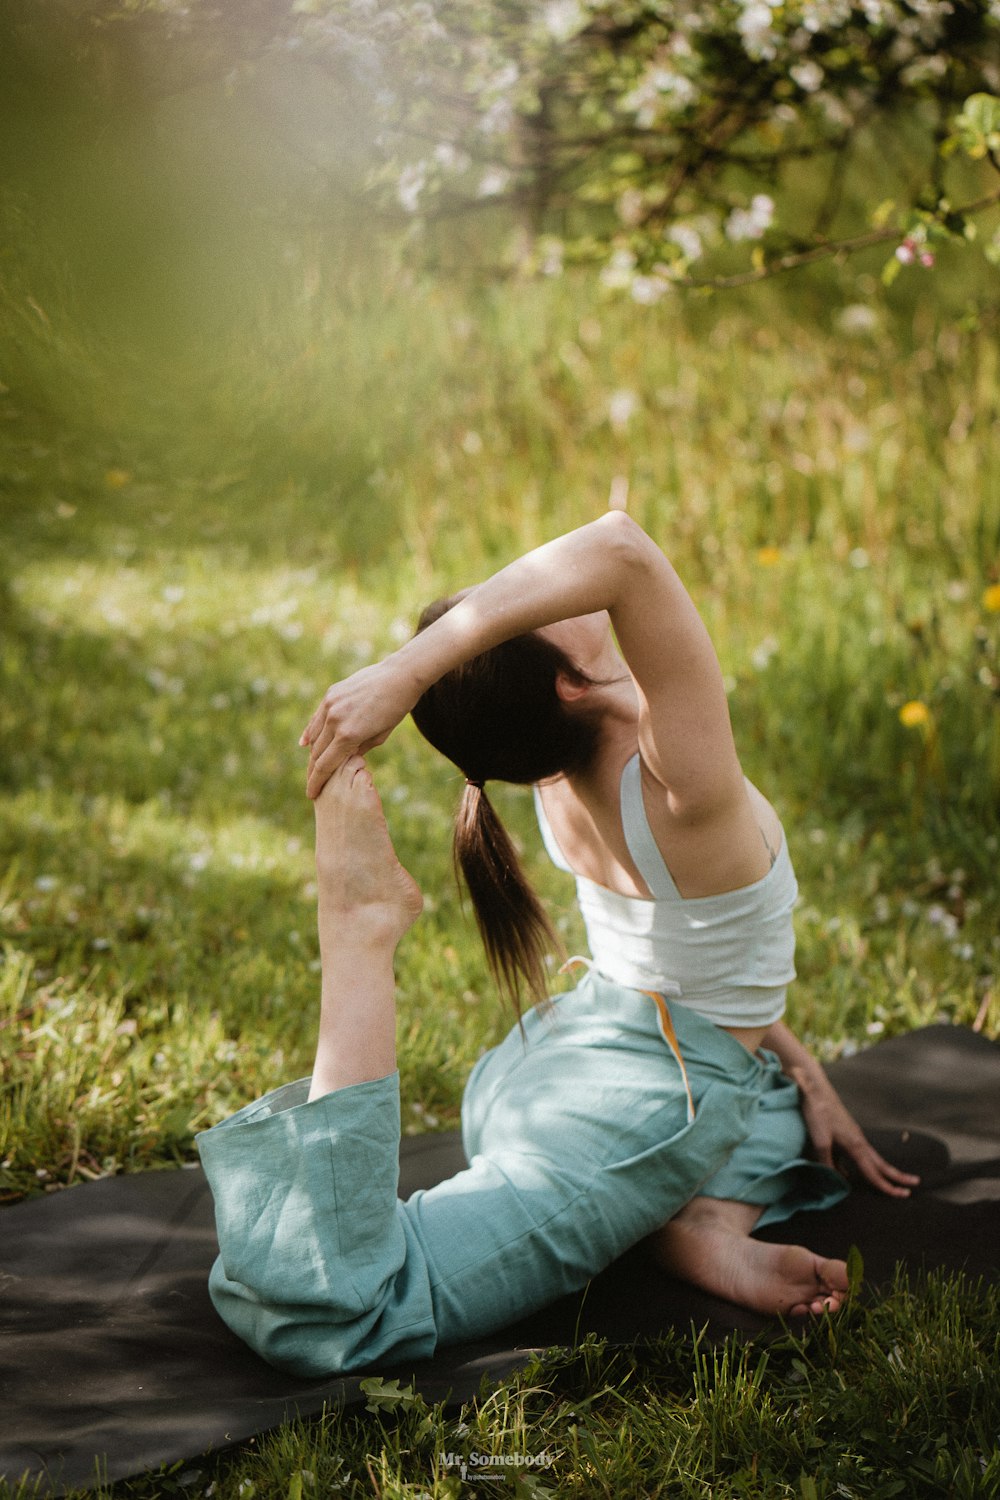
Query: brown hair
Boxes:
[{"xmin": 410, "ymin": 597, "xmax": 602, "ymax": 1014}]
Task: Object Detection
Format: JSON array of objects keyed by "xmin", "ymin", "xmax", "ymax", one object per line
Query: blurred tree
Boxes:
[{"xmin": 5, "ymin": 0, "xmax": 1000, "ymax": 292}]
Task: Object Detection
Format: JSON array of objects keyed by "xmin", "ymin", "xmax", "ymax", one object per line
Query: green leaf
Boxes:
[
  {"xmin": 359, "ymin": 1375, "xmax": 420, "ymax": 1412},
  {"xmin": 881, "ymin": 255, "xmax": 901, "ymax": 288},
  {"xmin": 846, "ymin": 1243, "xmax": 865, "ymax": 1294},
  {"xmin": 946, "ymin": 93, "xmax": 1000, "ymax": 159}
]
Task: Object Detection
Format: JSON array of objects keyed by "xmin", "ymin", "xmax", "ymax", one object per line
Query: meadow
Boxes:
[{"xmin": 2, "ymin": 246, "xmax": 1000, "ymax": 1495}]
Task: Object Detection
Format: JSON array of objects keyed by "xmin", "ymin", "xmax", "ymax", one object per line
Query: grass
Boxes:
[
  {"xmin": 2, "ymin": 240, "xmax": 1000, "ymax": 1494},
  {"xmin": 4, "ymin": 1276, "xmax": 997, "ymax": 1499}
]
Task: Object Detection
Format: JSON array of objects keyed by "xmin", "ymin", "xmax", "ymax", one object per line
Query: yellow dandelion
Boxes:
[
  {"xmin": 757, "ymin": 546, "xmax": 783, "ymax": 567},
  {"xmin": 899, "ymin": 700, "xmax": 930, "ymax": 728},
  {"xmin": 983, "ymin": 583, "xmax": 1000, "ymax": 613},
  {"xmin": 104, "ymin": 468, "xmax": 132, "ymax": 489}
]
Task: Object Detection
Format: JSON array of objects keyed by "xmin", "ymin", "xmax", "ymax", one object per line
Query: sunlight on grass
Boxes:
[{"xmin": 2, "ymin": 257, "xmax": 999, "ymax": 1499}]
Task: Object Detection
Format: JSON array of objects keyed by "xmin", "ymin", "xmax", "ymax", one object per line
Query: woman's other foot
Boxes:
[{"xmin": 651, "ymin": 1197, "xmax": 850, "ymax": 1317}]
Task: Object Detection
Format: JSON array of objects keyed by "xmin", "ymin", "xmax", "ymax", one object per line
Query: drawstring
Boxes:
[
  {"xmin": 643, "ymin": 987, "xmax": 695, "ymax": 1125},
  {"xmin": 560, "ymin": 959, "xmax": 695, "ymax": 1127}
]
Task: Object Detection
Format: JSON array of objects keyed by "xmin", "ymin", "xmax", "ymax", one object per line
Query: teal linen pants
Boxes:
[{"xmin": 197, "ymin": 971, "xmax": 846, "ymax": 1377}]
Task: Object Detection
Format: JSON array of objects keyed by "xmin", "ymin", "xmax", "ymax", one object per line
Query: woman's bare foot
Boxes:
[
  {"xmin": 650, "ymin": 1198, "xmax": 850, "ymax": 1317},
  {"xmin": 314, "ymin": 754, "xmax": 423, "ymax": 946},
  {"xmin": 308, "ymin": 757, "xmax": 422, "ymax": 1099}
]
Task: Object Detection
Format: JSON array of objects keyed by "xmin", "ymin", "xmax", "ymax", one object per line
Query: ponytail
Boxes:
[
  {"xmin": 410, "ymin": 598, "xmax": 605, "ymax": 1015},
  {"xmin": 454, "ymin": 780, "xmax": 561, "ymax": 1016}
]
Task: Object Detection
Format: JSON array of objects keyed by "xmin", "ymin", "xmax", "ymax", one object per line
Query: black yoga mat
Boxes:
[{"xmin": 3, "ymin": 1024, "xmax": 999, "ymax": 1497}]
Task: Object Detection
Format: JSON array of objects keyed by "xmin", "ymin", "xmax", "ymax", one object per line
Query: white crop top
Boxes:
[{"xmin": 533, "ymin": 754, "xmax": 797, "ymax": 1029}]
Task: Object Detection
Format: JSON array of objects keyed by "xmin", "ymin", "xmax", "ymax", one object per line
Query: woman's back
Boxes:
[{"xmin": 534, "ymin": 752, "xmax": 798, "ymax": 1036}]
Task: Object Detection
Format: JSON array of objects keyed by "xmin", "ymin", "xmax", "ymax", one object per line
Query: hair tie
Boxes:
[{"xmin": 465, "ymin": 777, "xmax": 485, "ymax": 791}]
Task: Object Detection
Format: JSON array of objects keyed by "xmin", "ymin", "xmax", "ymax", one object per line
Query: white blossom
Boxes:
[
  {"xmin": 397, "ymin": 161, "xmax": 426, "ymax": 212},
  {"xmin": 630, "ymin": 274, "xmax": 667, "ymax": 305},
  {"xmin": 900, "ymin": 53, "xmax": 948, "ymax": 87},
  {"xmin": 836, "ymin": 303, "xmax": 878, "ymax": 336},
  {"xmin": 737, "ymin": 3, "xmax": 780, "ymax": 60},
  {"xmin": 433, "ymin": 142, "xmax": 470, "ymax": 173},
  {"xmin": 622, "ymin": 66, "xmax": 696, "ymax": 126},
  {"xmin": 790, "ymin": 59, "xmax": 824, "ymax": 91},
  {"xmin": 666, "ymin": 222, "xmax": 703, "ymax": 262},
  {"xmin": 599, "ymin": 246, "xmax": 637, "ymax": 290},
  {"xmin": 543, "ymin": 0, "xmax": 587, "ymax": 42},
  {"xmin": 538, "ymin": 236, "xmax": 564, "ymax": 275},
  {"xmin": 616, "ymin": 187, "xmax": 646, "ymax": 227},
  {"xmin": 725, "ymin": 193, "xmax": 774, "ymax": 242},
  {"xmin": 477, "ymin": 166, "xmax": 511, "ymax": 197}
]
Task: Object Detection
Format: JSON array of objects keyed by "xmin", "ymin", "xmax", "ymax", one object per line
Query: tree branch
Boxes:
[{"xmin": 673, "ymin": 187, "xmax": 1000, "ymax": 289}]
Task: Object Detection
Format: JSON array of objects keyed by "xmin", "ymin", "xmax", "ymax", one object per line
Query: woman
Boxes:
[{"xmin": 197, "ymin": 510, "xmax": 917, "ymax": 1377}]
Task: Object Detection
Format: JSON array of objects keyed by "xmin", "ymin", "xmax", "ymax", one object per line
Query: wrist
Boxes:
[{"xmin": 790, "ymin": 1059, "xmax": 828, "ymax": 1094}]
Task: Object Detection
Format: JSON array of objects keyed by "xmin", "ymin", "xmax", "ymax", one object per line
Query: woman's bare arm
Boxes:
[{"xmin": 301, "ymin": 511, "xmax": 741, "ymax": 806}]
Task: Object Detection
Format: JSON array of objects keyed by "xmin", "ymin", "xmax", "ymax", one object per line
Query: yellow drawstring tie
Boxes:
[{"xmin": 643, "ymin": 989, "xmax": 695, "ymax": 1125}]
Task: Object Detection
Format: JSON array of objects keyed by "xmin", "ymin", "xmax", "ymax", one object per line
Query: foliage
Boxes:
[{"xmin": 6, "ymin": 0, "xmax": 1000, "ymax": 293}]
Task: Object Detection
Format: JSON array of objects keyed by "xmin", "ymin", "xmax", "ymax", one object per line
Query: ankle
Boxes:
[{"xmin": 316, "ymin": 906, "xmax": 401, "ymax": 966}]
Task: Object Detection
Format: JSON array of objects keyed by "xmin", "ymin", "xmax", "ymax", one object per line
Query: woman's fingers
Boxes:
[
  {"xmin": 300, "ymin": 689, "xmax": 335, "ymax": 747},
  {"xmin": 846, "ymin": 1138, "xmax": 920, "ymax": 1197},
  {"xmin": 307, "ymin": 740, "xmax": 345, "ymax": 800}
]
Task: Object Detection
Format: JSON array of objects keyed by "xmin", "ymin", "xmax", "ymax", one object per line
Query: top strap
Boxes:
[
  {"xmin": 532, "ymin": 784, "xmax": 575, "ymax": 875},
  {"xmin": 619, "ymin": 754, "xmax": 681, "ymax": 900}
]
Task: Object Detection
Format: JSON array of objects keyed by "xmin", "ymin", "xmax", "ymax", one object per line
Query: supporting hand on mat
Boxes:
[
  {"xmin": 793, "ymin": 1068, "xmax": 921, "ymax": 1197},
  {"xmin": 761, "ymin": 1021, "xmax": 921, "ymax": 1197}
]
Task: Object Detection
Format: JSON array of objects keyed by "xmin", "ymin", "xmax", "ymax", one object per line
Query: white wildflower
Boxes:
[
  {"xmin": 607, "ymin": 389, "xmax": 640, "ymax": 432},
  {"xmin": 927, "ymin": 904, "xmax": 959, "ymax": 937},
  {"xmin": 751, "ymin": 635, "xmax": 779, "ymax": 671}
]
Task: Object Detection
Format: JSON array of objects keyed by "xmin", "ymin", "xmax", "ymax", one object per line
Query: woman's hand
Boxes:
[
  {"xmin": 299, "ymin": 658, "xmax": 421, "ymax": 799},
  {"xmin": 760, "ymin": 1019, "xmax": 919, "ymax": 1198},
  {"xmin": 790, "ymin": 1064, "xmax": 921, "ymax": 1198}
]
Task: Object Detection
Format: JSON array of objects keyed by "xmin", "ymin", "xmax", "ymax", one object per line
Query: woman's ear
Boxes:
[{"xmin": 555, "ymin": 671, "xmax": 590, "ymax": 705}]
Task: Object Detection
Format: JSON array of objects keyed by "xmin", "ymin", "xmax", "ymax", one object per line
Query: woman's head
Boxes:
[
  {"xmin": 410, "ymin": 598, "xmax": 604, "ymax": 1015},
  {"xmin": 410, "ymin": 597, "xmax": 602, "ymax": 787}
]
